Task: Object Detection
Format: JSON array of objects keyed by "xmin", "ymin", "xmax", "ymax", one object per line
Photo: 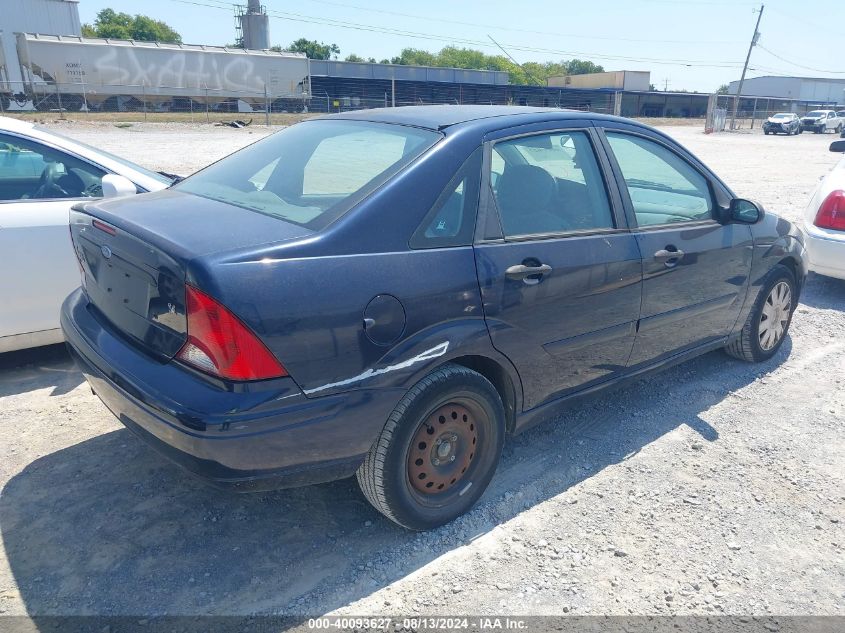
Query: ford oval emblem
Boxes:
[{"xmin": 101, "ymin": 245, "xmax": 112, "ymax": 259}]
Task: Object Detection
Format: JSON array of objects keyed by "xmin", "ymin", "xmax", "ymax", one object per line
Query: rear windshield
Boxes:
[
  {"xmin": 806, "ymin": 111, "xmax": 827, "ymax": 117},
  {"xmin": 175, "ymin": 119, "xmax": 441, "ymax": 230}
]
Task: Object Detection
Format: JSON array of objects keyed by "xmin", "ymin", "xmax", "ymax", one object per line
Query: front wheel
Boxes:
[
  {"xmin": 357, "ymin": 364, "xmax": 505, "ymax": 530},
  {"xmin": 725, "ymin": 265, "xmax": 796, "ymax": 363}
]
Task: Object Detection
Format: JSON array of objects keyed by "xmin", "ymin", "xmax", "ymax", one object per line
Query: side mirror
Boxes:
[
  {"xmin": 729, "ymin": 198, "xmax": 764, "ymax": 224},
  {"xmin": 830, "ymin": 140, "xmax": 845, "ymax": 153},
  {"xmin": 101, "ymin": 174, "xmax": 137, "ymax": 198}
]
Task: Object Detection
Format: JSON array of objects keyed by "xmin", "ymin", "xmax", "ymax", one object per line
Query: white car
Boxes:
[
  {"xmin": 803, "ymin": 139, "xmax": 845, "ymax": 280},
  {"xmin": 800, "ymin": 110, "xmax": 843, "ymax": 134},
  {"xmin": 0, "ymin": 116, "xmax": 172, "ymax": 353}
]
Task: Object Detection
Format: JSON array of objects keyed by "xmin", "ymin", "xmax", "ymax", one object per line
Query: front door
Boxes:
[
  {"xmin": 0, "ymin": 132, "xmax": 106, "ymax": 342},
  {"xmin": 601, "ymin": 128, "xmax": 753, "ymax": 367},
  {"xmin": 474, "ymin": 127, "xmax": 642, "ymax": 409}
]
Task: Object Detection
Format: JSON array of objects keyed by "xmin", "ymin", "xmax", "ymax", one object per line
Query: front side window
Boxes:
[
  {"xmin": 490, "ymin": 131, "xmax": 614, "ymax": 238},
  {"xmin": 0, "ymin": 133, "xmax": 106, "ymax": 201},
  {"xmin": 176, "ymin": 120, "xmax": 441, "ymax": 230},
  {"xmin": 605, "ymin": 132, "xmax": 713, "ymax": 226}
]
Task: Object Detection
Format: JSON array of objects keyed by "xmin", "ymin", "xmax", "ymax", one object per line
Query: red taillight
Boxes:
[
  {"xmin": 176, "ymin": 285, "xmax": 287, "ymax": 381},
  {"xmin": 815, "ymin": 190, "xmax": 845, "ymax": 231}
]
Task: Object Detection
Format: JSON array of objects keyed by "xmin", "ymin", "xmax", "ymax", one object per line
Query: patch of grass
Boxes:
[{"xmin": 114, "ymin": 122, "xmax": 133, "ymax": 129}]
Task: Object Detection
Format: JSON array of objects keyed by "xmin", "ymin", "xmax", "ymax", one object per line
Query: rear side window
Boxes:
[
  {"xmin": 605, "ymin": 132, "xmax": 713, "ymax": 226},
  {"xmin": 410, "ymin": 148, "xmax": 482, "ymax": 249},
  {"xmin": 176, "ymin": 120, "xmax": 441, "ymax": 230}
]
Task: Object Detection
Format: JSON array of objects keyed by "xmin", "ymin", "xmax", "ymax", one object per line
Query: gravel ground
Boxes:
[{"xmin": 0, "ymin": 120, "xmax": 843, "ymax": 623}]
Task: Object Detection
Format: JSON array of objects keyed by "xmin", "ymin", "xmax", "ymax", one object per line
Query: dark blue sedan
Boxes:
[{"xmin": 61, "ymin": 106, "xmax": 807, "ymax": 529}]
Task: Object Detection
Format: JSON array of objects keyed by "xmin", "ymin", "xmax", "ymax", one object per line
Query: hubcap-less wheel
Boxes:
[
  {"xmin": 759, "ymin": 281, "xmax": 792, "ymax": 351},
  {"xmin": 408, "ymin": 403, "xmax": 478, "ymax": 494}
]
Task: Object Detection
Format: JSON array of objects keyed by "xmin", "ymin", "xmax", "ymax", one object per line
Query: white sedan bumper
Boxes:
[{"xmin": 805, "ymin": 225, "xmax": 845, "ymax": 280}]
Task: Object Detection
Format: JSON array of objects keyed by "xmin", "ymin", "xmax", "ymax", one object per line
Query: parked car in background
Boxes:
[
  {"xmin": 763, "ymin": 113, "xmax": 802, "ymax": 135},
  {"xmin": 0, "ymin": 116, "xmax": 173, "ymax": 353},
  {"xmin": 803, "ymin": 140, "xmax": 845, "ymax": 280},
  {"xmin": 61, "ymin": 106, "xmax": 807, "ymax": 530},
  {"xmin": 800, "ymin": 110, "xmax": 842, "ymax": 134}
]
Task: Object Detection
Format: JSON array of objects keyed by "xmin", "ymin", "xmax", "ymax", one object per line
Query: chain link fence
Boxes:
[
  {"xmin": 0, "ymin": 80, "xmax": 309, "ymax": 123},
  {"xmin": 1, "ymin": 78, "xmax": 624, "ymax": 122},
  {"xmin": 712, "ymin": 94, "xmax": 842, "ymax": 131}
]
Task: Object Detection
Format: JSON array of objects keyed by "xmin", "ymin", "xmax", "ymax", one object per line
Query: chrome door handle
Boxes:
[{"xmin": 505, "ymin": 263, "xmax": 553, "ymax": 280}]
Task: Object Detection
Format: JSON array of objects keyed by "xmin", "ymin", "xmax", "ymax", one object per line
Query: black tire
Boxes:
[
  {"xmin": 764, "ymin": 130, "xmax": 770, "ymax": 135},
  {"xmin": 837, "ymin": 123, "xmax": 843, "ymax": 134},
  {"xmin": 725, "ymin": 264, "xmax": 796, "ymax": 363},
  {"xmin": 356, "ymin": 364, "xmax": 505, "ymax": 530}
]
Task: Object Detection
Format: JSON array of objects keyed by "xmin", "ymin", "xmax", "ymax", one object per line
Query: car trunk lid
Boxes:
[{"xmin": 70, "ymin": 190, "xmax": 312, "ymax": 360}]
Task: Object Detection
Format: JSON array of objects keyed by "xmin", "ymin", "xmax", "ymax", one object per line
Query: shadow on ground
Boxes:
[
  {"xmin": 799, "ymin": 272, "xmax": 845, "ymax": 310},
  {"xmin": 0, "ymin": 333, "xmax": 796, "ymax": 621},
  {"xmin": 0, "ymin": 345, "xmax": 83, "ymax": 398}
]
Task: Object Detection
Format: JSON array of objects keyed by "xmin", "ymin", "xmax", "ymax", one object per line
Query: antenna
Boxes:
[{"xmin": 487, "ymin": 35, "xmax": 545, "ymax": 86}]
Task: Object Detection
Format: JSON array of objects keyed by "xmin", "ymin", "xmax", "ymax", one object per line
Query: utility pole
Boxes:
[
  {"xmin": 730, "ymin": 3, "xmax": 764, "ymax": 131},
  {"xmin": 663, "ymin": 78, "xmax": 670, "ymax": 92}
]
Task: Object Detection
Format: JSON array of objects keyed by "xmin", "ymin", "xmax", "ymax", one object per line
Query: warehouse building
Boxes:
[
  {"xmin": 548, "ymin": 70, "xmax": 651, "ymax": 92},
  {"xmin": 728, "ymin": 76, "xmax": 845, "ymax": 105}
]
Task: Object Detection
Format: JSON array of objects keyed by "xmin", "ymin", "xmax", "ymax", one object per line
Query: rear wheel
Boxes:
[
  {"xmin": 725, "ymin": 265, "xmax": 796, "ymax": 363},
  {"xmin": 356, "ymin": 364, "xmax": 505, "ymax": 530}
]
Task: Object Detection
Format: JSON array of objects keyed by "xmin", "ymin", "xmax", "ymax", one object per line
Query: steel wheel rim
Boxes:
[
  {"xmin": 407, "ymin": 402, "xmax": 479, "ymax": 496},
  {"xmin": 759, "ymin": 281, "xmax": 792, "ymax": 351}
]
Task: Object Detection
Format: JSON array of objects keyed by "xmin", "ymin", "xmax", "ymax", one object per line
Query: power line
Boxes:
[
  {"xmin": 756, "ymin": 45, "xmax": 845, "ymax": 75},
  {"xmin": 295, "ymin": 0, "xmax": 744, "ymax": 45},
  {"xmin": 172, "ymin": 0, "xmax": 748, "ymax": 70}
]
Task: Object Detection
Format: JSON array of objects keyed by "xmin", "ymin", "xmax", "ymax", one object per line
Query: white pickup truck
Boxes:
[{"xmin": 800, "ymin": 110, "xmax": 843, "ymax": 134}]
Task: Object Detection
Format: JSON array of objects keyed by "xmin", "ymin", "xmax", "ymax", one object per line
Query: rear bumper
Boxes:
[
  {"xmin": 805, "ymin": 228, "xmax": 845, "ymax": 281},
  {"xmin": 61, "ymin": 289, "xmax": 400, "ymax": 490}
]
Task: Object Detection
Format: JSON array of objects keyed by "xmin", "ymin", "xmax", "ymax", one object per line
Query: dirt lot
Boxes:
[{"xmin": 0, "ymin": 119, "xmax": 843, "ymax": 624}]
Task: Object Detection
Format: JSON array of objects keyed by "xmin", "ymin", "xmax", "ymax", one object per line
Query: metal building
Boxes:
[
  {"xmin": 0, "ymin": 0, "xmax": 81, "ymax": 87},
  {"xmin": 548, "ymin": 70, "xmax": 651, "ymax": 92},
  {"xmin": 728, "ymin": 76, "xmax": 845, "ymax": 105}
]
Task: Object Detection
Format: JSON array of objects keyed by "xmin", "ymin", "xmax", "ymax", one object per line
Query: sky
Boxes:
[{"xmin": 76, "ymin": 0, "xmax": 845, "ymax": 93}]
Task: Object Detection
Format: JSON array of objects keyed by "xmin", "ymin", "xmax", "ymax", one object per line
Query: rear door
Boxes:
[
  {"xmin": 598, "ymin": 124, "xmax": 753, "ymax": 367},
  {"xmin": 0, "ymin": 132, "xmax": 107, "ymax": 341},
  {"xmin": 474, "ymin": 123, "xmax": 643, "ymax": 409}
]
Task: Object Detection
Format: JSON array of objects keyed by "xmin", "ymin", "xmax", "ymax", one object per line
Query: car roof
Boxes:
[
  {"xmin": 0, "ymin": 115, "xmax": 37, "ymax": 133},
  {"xmin": 318, "ymin": 105, "xmax": 628, "ymax": 132}
]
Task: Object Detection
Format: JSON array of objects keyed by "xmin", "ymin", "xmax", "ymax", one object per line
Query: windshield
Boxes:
[
  {"xmin": 806, "ymin": 111, "xmax": 827, "ymax": 117},
  {"xmin": 35, "ymin": 125, "xmax": 173, "ymax": 186},
  {"xmin": 175, "ymin": 120, "xmax": 441, "ymax": 230},
  {"xmin": 772, "ymin": 114, "xmax": 791, "ymax": 119}
]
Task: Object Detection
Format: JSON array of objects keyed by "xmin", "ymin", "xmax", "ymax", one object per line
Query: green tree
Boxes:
[
  {"xmin": 716, "ymin": 84, "xmax": 730, "ymax": 95},
  {"xmin": 344, "ymin": 54, "xmax": 366, "ymax": 62},
  {"xmin": 564, "ymin": 59, "xmax": 604, "ymax": 75},
  {"xmin": 82, "ymin": 8, "xmax": 181, "ymax": 43},
  {"xmin": 378, "ymin": 46, "xmax": 603, "ymax": 85},
  {"xmin": 287, "ymin": 38, "xmax": 340, "ymax": 60}
]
